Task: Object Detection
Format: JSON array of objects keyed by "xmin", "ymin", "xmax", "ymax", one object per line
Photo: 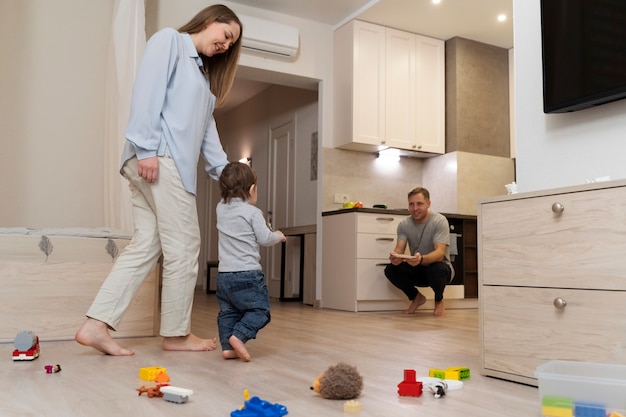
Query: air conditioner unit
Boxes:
[{"xmin": 240, "ymin": 15, "xmax": 299, "ymax": 58}]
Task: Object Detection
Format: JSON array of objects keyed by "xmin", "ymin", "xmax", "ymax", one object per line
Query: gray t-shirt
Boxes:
[
  {"xmin": 216, "ymin": 198, "xmax": 283, "ymax": 272},
  {"xmin": 397, "ymin": 211, "xmax": 455, "ymax": 279}
]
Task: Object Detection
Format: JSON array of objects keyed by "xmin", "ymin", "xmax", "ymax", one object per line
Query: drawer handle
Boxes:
[
  {"xmin": 376, "ymin": 237, "xmax": 394, "ymax": 242},
  {"xmin": 553, "ymin": 297, "xmax": 567, "ymax": 309},
  {"xmin": 551, "ymin": 202, "xmax": 564, "ymax": 215},
  {"xmin": 375, "ymin": 263, "xmax": 390, "ymax": 266},
  {"xmin": 376, "ymin": 217, "xmax": 395, "ymax": 222}
]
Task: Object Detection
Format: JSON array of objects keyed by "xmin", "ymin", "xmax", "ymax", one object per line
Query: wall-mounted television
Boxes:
[{"xmin": 540, "ymin": 0, "xmax": 626, "ymax": 113}]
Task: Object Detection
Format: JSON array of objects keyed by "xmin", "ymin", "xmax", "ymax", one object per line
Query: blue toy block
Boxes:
[
  {"xmin": 231, "ymin": 396, "xmax": 288, "ymax": 417},
  {"xmin": 574, "ymin": 402, "xmax": 606, "ymax": 417}
]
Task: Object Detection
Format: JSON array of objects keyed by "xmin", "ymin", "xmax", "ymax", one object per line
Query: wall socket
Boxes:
[{"xmin": 334, "ymin": 193, "xmax": 350, "ymax": 204}]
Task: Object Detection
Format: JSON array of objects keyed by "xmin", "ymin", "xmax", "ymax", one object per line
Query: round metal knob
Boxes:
[
  {"xmin": 553, "ymin": 297, "xmax": 567, "ymax": 309},
  {"xmin": 552, "ymin": 202, "xmax": 564, "ymax": 214}
]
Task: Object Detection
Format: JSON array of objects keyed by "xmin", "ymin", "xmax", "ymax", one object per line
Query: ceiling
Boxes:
[
  {"xmin": 219, "ymin": 0, "xmax": 514, "ymax": 113},
  {"xmin": 229, "ymin": 0, "xmax": 513, "ymax": 49}
]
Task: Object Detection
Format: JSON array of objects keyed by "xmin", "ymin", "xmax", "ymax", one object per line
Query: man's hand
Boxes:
[
  {"xmin": 389, "ymin": 252, "xmax": 423, "ymax": 266},
  {"xmin": 138, "ymin": 157, "xmax": 159, "ymax": 184}
]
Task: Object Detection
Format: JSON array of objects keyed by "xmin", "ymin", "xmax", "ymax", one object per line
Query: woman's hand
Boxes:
[{"xmin": 138, "ymin": 157, "xmax": 159, "ymax": 184}]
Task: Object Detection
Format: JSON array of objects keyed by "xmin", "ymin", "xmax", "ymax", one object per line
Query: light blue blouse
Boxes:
[{"xmin": 121, "ymin": 28, "xmax": 228, "ymax": 194}]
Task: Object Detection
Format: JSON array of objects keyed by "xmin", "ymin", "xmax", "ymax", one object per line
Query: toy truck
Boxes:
[{"xmin": 159, "ymin": 386, "xmax": 193, "ymax": 404}]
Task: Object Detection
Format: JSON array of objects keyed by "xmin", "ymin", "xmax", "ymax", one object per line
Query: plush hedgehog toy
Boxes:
[{"xmin": 310, "ymin": 363, "xmax": 363, "ymax": 400}]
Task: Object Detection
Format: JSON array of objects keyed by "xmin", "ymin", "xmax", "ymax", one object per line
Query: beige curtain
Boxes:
[{"xmin": 103, "ymin": 0, "xmax": 145, "ymax": 232}]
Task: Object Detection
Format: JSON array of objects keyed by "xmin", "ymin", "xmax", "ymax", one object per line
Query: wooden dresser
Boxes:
[{"xmin": 478, "ymin": 180, "xmax": 626, "ymax": 385}]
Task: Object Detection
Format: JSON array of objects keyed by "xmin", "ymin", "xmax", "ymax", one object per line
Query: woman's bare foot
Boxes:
[
  {"xmin": 75, "ymin": 318, "xmax": 135, "ymax": 356},
  {"xmin": 404, "ymin": 293, "xmax": 427, "ymax": 314},
  {"xmin": 162, "ymin": 334, "xmax": 217, "ymax": 351},
  {"xmin": 433, "ymin": 300, "xmax": 446, "ymax": 316},
  {"xmin": 229, "ymin": 335, "xmax": 251, "ymax": 362}
]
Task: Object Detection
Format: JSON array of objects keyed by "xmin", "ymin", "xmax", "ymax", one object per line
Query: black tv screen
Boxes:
[{"xmin": 540, "ymin": 0, "xmax": 626, "ymax": 113}]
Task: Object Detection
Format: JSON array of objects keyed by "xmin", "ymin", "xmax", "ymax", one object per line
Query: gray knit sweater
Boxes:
[{"xmin": 216, "ymin": 198, "xmax": 283, "ymax": 272}]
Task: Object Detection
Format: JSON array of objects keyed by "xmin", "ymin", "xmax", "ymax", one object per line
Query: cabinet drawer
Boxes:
[
  {"xmin": 356, "ymin": 233, "xmax": 396, "ymax": 258},
  {"xmin": 480, "ymin": 186, "xmax": 626, "ymax": 290},
  {"xmin": 357, "ymin": 213, "xmax": 404, "ymax": 234},
  {"xmin": 356, "ymin": 259, "xmax": 405, "ymax": 301},
  {"xmin": 481, "ymin": 285, "xmax": 626, "ymax": 383}
]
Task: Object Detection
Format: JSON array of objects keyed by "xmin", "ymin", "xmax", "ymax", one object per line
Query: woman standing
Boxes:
[{"xmin": 76, "ymin": 4, "xmax": 242, "ymax": 356}]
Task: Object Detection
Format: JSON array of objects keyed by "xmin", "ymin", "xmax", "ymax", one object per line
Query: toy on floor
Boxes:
[
  {"xmin": 426, "ymin": 380, "xmax": 447, "ymax": 398},
  {"xmin": 137, "ymin": 384, "xmax": 164, "ymax": 398},
  {"xmin": 397, "ymin": 369, "xmax": 423, "ymax": 397},
  {"xmin": 310, "ymin": 362, "xmax": 363, "ymax": 400},
  {"xmin": 139, "ymin": 366, "xmax": 168, "ymax": 381},
  {"xmin": 343, "ymin": 400, "xmax": 362, "ymax": 413},
  {"xmin": 13, "ymin": 330, "xmax": 40, "ymax": 361},
  {"xmin": 44, "ymin": 364, "xmax": 62, "ymax": 373},
  {"xmin": 160, "ymin": 386, "xmax": 193, "ymax": 404},
  {"xmin": 429, "ymin": 366, "xmax": 470, "ymax": 380},
  {"xmin": 231, "ymin": 389, "xmax": 288, "ymax": 417},
  {"xmin": 418, "ymin": 376, "xmax": 463, "ymax": 394}
]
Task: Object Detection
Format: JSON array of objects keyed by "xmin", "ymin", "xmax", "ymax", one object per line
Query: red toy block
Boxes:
[{"xmin": 397, "ymin": 369, "xmax": 423, "ymax": 397}]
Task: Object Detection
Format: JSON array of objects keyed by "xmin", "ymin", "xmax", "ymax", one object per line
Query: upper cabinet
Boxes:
[{"xmin": 333, "ymin": 20, "xmax": 445, "ymax": 155}]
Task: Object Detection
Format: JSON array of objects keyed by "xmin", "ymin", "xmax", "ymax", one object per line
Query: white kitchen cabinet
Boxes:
[
  {"xmin": 478, "ymin": 180, "xmax": 626, "ymax": 386},
  {"xmin": 333, "ymin": 20, "xmax": 445, "ymax": 154},
  {"xmin": 321, "ymin": 211, "xmax": 407, "ymax": 311}
]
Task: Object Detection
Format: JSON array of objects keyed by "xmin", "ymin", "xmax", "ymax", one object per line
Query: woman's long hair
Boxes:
[{"xmin": 179, "ymin": 4, "xmax": 243, "ymax": 108}]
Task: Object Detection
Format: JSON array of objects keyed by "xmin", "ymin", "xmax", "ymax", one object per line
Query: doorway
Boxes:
[{"xmin": 197, "ymin": 74, "xmax": 319, "ymax": 297}]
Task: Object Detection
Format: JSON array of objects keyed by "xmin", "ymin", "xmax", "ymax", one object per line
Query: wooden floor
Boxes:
[{"xmin": 2, "ymin": 292, "xmax": 540, "ymax": 416}]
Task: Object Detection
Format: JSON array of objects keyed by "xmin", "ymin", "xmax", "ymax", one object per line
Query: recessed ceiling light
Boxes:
[
  {"xmin": 498, "ymin": 14, "xmax": 507, "ymax": 22},
  {"xmin": 432, "ymin": 0, "xmax": 441, "ymax": 4}
]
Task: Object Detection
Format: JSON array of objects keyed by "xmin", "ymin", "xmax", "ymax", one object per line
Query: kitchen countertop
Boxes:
[
  {"xmin": 322, "ymin": 207, "xmax": 409, "ymax": 216},
  {"xmin": 280, "ymin": 225, "xmax": 316, "ymax": 235},
  {"xmin": 322, "ymin": 207, "xmax": 476, "ymax": 219}
]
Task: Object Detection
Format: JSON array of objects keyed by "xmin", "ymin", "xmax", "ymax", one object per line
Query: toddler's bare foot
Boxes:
[
  {"xmin": 433, "ymin": 300, "xmax": 446, "ymax": 316},
  {"xmin": 222, "ymin": 349, "xmax": 239, "ymax": 360},
  {"xmin": 404, "ymin": 293, "xmax": 427, "ymax": 314},
  {"xmin": 162, "ymin": 334, "xmax": 217, "ymax": 351},
  {"xmin": 75, "ymin": 318, "xmax": 134, "ymax": 356},
  {"xmin": 229, "ymin": 335, "xmax": 251, "ymax": 362}
]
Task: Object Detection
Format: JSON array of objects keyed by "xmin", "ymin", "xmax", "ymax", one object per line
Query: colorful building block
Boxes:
[
  {"xmin": 343, "ymin": 400, "xmax": 362, "ymax": 413},
  {"xmin": 397, "ymin": 369, "xmax": 423, "ymax": 397},
  {"xmin": 428, "ymin": 367, "xmax": 470, "ymax": 380},
  {"xmin": 160, "ymin": 386, "xmax": 193, "ymax": 404},
  {"xmin": 230, "ymin": 396, "xmax": 288, "ymax": 417},
  {"xmin": 574, "ymin": 402, "xmax": 606, "ymax": 417},
  {"xmin": 139, "ymin": 366, "xmax": 167, "ymax": 381},
  {"xmin": 541, "ymin": 396, "xmax": 573, "ymax": 417}
]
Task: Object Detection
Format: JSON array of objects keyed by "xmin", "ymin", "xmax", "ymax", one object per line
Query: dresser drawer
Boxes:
[
  {"xmin": 481, "ymin": 285, "xmax": 626, "ymax": 382},
  {"xmin": 480, "ymin": 186, "xmax": 626, "ymax": 290},
  {"xmin": 356, "ymin": 233, "xmax": 396, "ymax": 259},
  {"xmin": 356, "ymin": 259, "xmax": 405, "ymax": 301},
  {"xmin": 357, "ymin": 213, "xmax": 404, "ymax": 234}
]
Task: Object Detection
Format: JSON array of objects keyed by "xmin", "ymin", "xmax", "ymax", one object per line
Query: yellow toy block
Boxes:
[
  {"xmin": 446, "ymin": 367, "xmax": 470, "ymax": 380},
  {"xmin": 344, "ymin": 400, "xmax": 362, "ymax": 413},
  {"xmin": 139, "ymin": 366, "xmax": 167, "ymax": 381},
  {"xmin": 541, "ymin": 405, "xmax": 573, "ymax": 417},
  {"xmin": 608, "ymin": 413, "xmax": 626, "ymax": 417},
  {"xmin": 429, "ymin": 368, "xmax": 446, "ymax": 379},
  {"xmin": 428, "ymin": 367, "xmax": 470, "ymax": 380}
]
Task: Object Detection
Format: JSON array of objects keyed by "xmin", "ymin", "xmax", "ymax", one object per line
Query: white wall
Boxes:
[
  {"xmin": 0, "ymin": 0, "xmax": 334, "ymax": 229},
  {"xmin": 0, "ymin": 0, "xmax": 113, "ymax": 227},
  {"xmin": 514, "ymin": 0, "xmax": 626, "ymax": 192}
]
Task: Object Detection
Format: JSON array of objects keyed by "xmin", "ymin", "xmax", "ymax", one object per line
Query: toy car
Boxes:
[{"xmin": 13, "ymin": 331, "xmax": 40, "ymax": 361}]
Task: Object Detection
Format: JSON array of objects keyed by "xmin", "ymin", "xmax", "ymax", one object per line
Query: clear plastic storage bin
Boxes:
[{"xmin": 535, "ymin": 360, "xmax": 626, "ymax": 416}]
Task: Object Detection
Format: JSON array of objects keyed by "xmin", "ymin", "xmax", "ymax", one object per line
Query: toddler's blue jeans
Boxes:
[{"xmin": 216, "ymin": 270, "xmax": 271, "ymax": 351}]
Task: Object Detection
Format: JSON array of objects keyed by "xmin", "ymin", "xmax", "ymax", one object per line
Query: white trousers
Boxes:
[{"xmin": 86, "ymin": 155, "xmax": 200, "ymax": 336}]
